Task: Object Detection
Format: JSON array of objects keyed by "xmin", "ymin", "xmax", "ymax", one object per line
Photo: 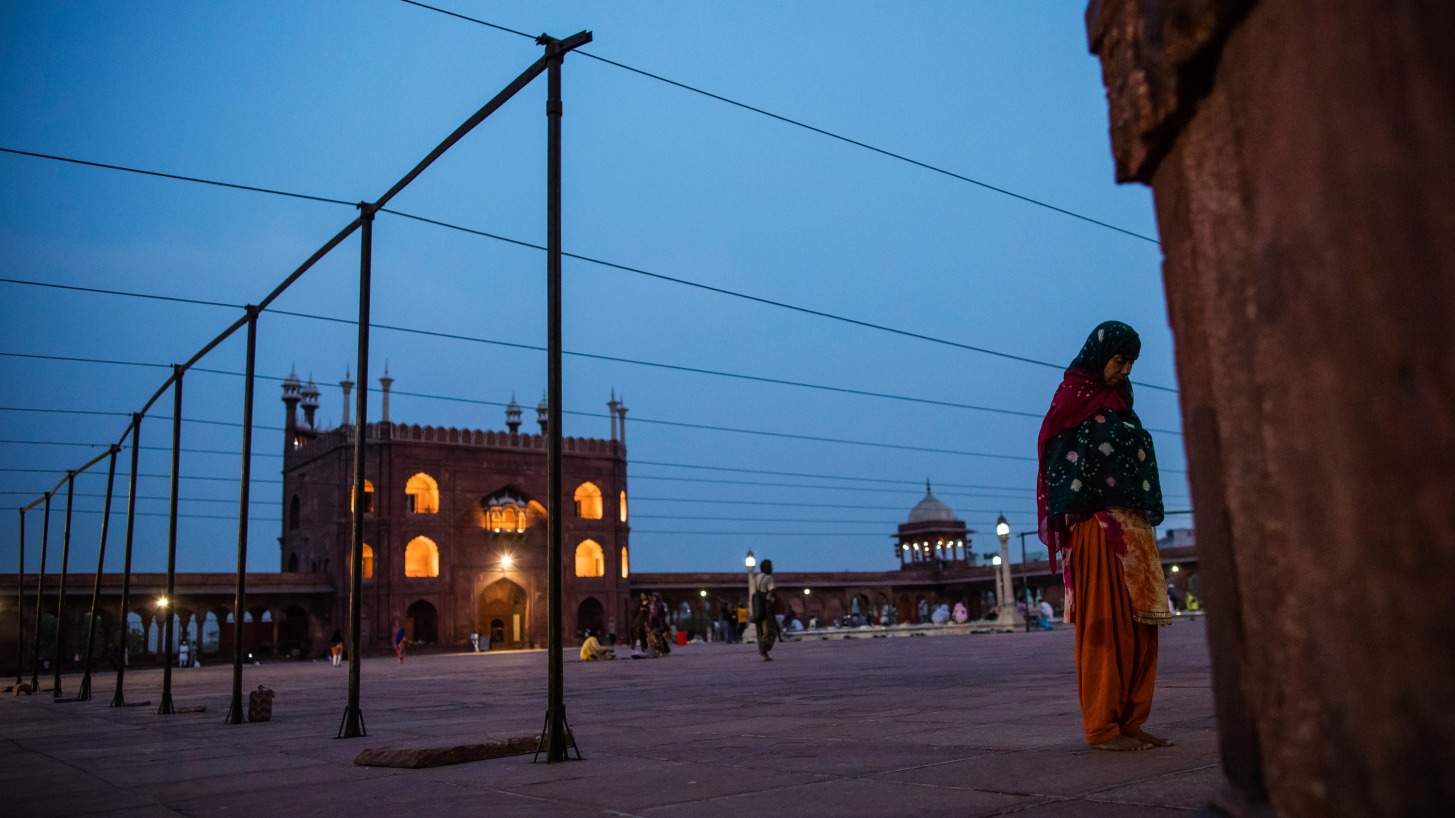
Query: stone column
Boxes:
[{"xmin": 1088, "ymin": 2, "xmax": 1455, "ymax": 816}]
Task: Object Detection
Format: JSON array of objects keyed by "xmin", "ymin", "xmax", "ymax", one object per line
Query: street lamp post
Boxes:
[
  {"xmin": 994, "ymin": 515, "xmax": 1020, "ymax": 630},
  {"xmin": 744, "ymin": 550, "xmax": 757, "ymax": 643},
  {"xmin": 1018, "ymin": 530, "xmax": 1035, "ymax": 632}
]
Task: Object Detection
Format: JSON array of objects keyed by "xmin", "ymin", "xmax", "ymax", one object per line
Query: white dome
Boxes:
[{"xmin": 908, "ymin": 490, "xmax": 956, "ymax": 523}]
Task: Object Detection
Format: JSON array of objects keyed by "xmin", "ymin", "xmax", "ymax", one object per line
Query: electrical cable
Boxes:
[{"xmin": 394, "ymin": 1, "xmax": 1161, "ymax": 245}]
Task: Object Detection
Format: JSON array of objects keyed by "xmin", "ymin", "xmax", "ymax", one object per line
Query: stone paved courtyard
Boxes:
[{"xmin": 2, "ymin": 618, "xmax": 1222, "ymax": 817}]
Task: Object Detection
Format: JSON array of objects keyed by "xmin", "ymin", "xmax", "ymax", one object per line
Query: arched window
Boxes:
[
  {"xmin": 573, "ymin": 482, "xmax": 603, "ymax": 520},
  {"xmin": 620, "ymin": 546, "xmax": 630, "ymax": 578},
  {"xmin": 404, "ymin": 536, "xmax": 439, "ymax": 578},
  {"xmin": 362, "ymin": 544, "xmax": 374, "ymax": 580},
  {"xmin": 619, "ymin": 490, "xmax": 628, "ymax": 523},
  {"xmin": 487, "ymin": 504, "xmax": 525, "ymax": 533},
  {"xmin": 350, "ymin": 479, "xmax": 375, "ymax": 513},
  {"xmin": 288, "ymin": 495, "xmax": 301, "ymax": 529},
  {"xmin": 405, "ymin": 472, "xmax": 439, "ymax": 514},
  {"xmin": 574, "ymin": 539, "xmax": 604, "ymax": 577}
]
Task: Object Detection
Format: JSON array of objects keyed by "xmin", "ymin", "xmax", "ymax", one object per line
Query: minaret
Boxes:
[
  {"xmin": 607, "ymin": 389, "xmax": 621, "ymax": 441},
  {"xmin": 617, "ymin": 394, "xmax": 628, "ymax": 449},
  {"xmin": 300, "ymin": 375, "xmax": 320, "ymax": 429},
  {"xmin": 281, "ymin": 367, "xmax": 302, "ymax": 451},
  {"xmin": 505, "ymin": 394, "xmax": 522, "ymax": 434},
  {"xmin": 340, "ymin": 367, "xmax": 353, "ymax": 427},
  {"xmin": 536, "ymin": 393, "xmax": 548, "ymax": 435},
  {"xmin": 379, "ymin": 363, "xmax": 393, "ymax": 424}
]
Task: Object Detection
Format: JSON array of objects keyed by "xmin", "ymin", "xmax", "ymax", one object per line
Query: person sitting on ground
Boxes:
[
  {"xmin": 579, "ymin": 630, "xmax": 615, "ymax": 661},
  {"xmin": 931, "ymin": 603, "xmax": 951, "ymax": 624}
]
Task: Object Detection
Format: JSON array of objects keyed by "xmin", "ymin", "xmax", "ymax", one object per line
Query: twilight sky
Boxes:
[{"xmin": 0, "ymin": 1, "xmax": 1189, "ymax": 576}]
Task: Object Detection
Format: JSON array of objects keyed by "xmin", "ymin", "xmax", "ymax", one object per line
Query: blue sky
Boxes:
[{"xmin": 0, "ymin": 1, "xmax": 1188, "ymax": 576}]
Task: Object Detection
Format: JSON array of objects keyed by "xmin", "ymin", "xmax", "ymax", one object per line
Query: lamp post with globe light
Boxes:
[
  {"xmin": 744, "ymin": 550, "xmax": 758, "ymax": 643},
  {"xmin": 994, "ymin": 515, "xmax": 1021, "ymax": 630}
]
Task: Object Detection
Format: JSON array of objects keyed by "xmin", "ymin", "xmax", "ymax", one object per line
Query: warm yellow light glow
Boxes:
[
  {"xmin": 500, "ymin": 554, "xmax": 514, "ymax": 570},
  {"xmin": 620, "ymin": 546, "xmax": 629, "ymax": 578},
  {"xmin": 362, "ymin": 544, "xmax": 374, "ymax": 580},
  {"xmin": 1171, "ymin": 565, "xmax": 1181, "ymax": 573},
  {"xmin": 350, "ymin": 479, "xmax": 375, "ymax": 513},
  {"xmin": 619, "ymin": 490, "xmax": 628, "ymax": 523},
  {"xmin": 574, "ymin": 539, "xmax": 604, "ymax": 577},
  {"xmin": 156, "ymin": 596, "xmax": 169, "ymax": 608},
  {"xmin": 699, "ymin": 589, "xmax": 707, "ymax": 597},
  {"xmin": 405, "ymin": 472, "xmax": 440, "ymax": 514},
  {"xmin": 573, "ymin": 482, "xmax": 604, "ymax": 520},
  {"xmin": 404, "ymin": 536, "xmax": 439, "ymax": 578},
  {"xmin": 803, "ymin": 588, "xmax": 811, "ymax": 595}
]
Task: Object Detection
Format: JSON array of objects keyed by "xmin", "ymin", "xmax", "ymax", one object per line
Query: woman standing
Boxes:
[{"xmin": 1038, "ymin": 321, "xmax": 1173, "ymax": 751}]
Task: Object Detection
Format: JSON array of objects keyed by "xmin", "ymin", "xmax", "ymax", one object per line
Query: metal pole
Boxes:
[
  {"xmin": 15, "ymin": 510, "xmax": 25, "ymax": 688},
  {"xmin": 226, "ymin": 307, "xmax": 258, "ymax": 725},
  {"xmin": 51, "ymin": 473, "xmax": 76, "ymax": 699},
  {"xmin": 339, "ymin": 206, "xmax": 373, "ymax": 739},
  {"xmin": 78, "ymin": 447, "xmax": 120, "ymax": 701},
  {"xmin": 537, "ymin": 29, "xmax": 592, "ymax": 762},
  {"xmin": 111, "ymin": 416, "xmax": 141, "ymax": 707},
  {"xmin": 158, "ymin": 367, "xmax": 183, "ymax": 715},
  {"xmin": 1020, "ymin": 532, "xmax": 1031, "ymax": 633},
  {"xmin": 542, "ymin": 40, "xmax": 569, "ymax": 764},
  {"xmin": 30, "ymin": 494, "xmax": 50, "ymax": 692}
]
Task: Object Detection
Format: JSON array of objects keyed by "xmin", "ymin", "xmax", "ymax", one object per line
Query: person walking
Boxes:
[
  {"xmin": 393, "ymin": 624, "xmax": 407, "ymax": 664},
  {"xmin": 328, "ymin": 628, "xmax": 344, "ymax": 666},
  {"xmin": 749, "ymin": 559, "xmax": 778, "ymax": 661},
  {"xmin": 629, "ymin": 593, "xmax": 650, "ymax": 655},
  {"xmin": 1038, "ymin": 320, "xmax": 1173, "ymax": 751}
]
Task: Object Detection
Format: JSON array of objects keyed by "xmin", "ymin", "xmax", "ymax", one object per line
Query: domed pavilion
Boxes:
[{"xmin": 895, "ymin": 481, "xmax": 973, "ymax": 569}]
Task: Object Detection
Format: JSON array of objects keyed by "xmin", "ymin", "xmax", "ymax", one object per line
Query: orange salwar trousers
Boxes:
[{"xmin": 1068, "ymin": 516, "xmax": 1159, "ymax": 745}]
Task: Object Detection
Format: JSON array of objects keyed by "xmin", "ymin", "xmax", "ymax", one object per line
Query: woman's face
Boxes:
[{"xmin": 1103, "ymin": 353, "xmax": 1136, "ymax": 386}]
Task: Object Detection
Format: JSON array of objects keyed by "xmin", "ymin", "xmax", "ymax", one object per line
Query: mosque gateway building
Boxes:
[{"xmin": 278, "ymin": 369, "xmax": 632, "ymax": 652}]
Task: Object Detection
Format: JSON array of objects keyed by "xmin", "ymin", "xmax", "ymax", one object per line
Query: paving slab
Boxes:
[{"xmin": 0, "ymin": 619, "xmax": 1223, "ymax": 817}]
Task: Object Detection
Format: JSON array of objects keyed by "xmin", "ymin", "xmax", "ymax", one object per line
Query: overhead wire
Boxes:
[
  {"xmin": 0, "ymin": 148, "xmax": 1180, "ymax": 394},
  {"xmin": 393, "ymin": 0, "xmax": 1162, "ymax": 246}
]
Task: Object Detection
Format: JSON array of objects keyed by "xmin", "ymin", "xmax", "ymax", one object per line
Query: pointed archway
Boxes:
[{"xmin": 478, "ymin": 578, "xmax": 527, "ymax": 650}]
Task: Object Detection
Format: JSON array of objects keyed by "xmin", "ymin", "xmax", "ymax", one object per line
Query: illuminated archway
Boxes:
[
  {"xmin": 404, "ymin": 536, "xmax": 439, "ymax": 578},
  {"xmin": 361, "ymin": 543, "xmax": 374, "ymax": 580},
  {"xmin": 574, "ymin": 539, "xmax": 604, "ymax": 577},
  {"xmin": 350, "ymin": 479, "xmax": 375, "ymax": 513},
  {"xmin": 620, "ymin": 546, "xmax": 630, "ymax": 578},
  {"xmin": 574, "ymin": 482, "xmax": 603, "ymax": 519},
  {"xmin": 405, "ymin": 472, "xmax": 439, "ymax": 514},
  {"xmin": 619, "ymin": 490, "xmax": 628, "ymax": 522}
]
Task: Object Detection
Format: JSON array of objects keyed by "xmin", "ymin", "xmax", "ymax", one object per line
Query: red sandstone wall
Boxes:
[{"xmin": 1090, "ymin": 1, "xmax": 1455, "ymax": 815}]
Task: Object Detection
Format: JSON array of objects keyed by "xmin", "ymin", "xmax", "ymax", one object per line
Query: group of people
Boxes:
[{"xmin": 627, "ymin": 592, "xmax": 674, "ymax": 658}]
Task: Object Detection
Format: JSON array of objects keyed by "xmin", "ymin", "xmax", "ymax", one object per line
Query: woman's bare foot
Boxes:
[
  {"xmin": 1129, "ymin": 731, "xmax": 1174, "ymax": 747},
  {"xmin": 1089, "ymin": 735, "xmax": 1153, "ymax": 751}
]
